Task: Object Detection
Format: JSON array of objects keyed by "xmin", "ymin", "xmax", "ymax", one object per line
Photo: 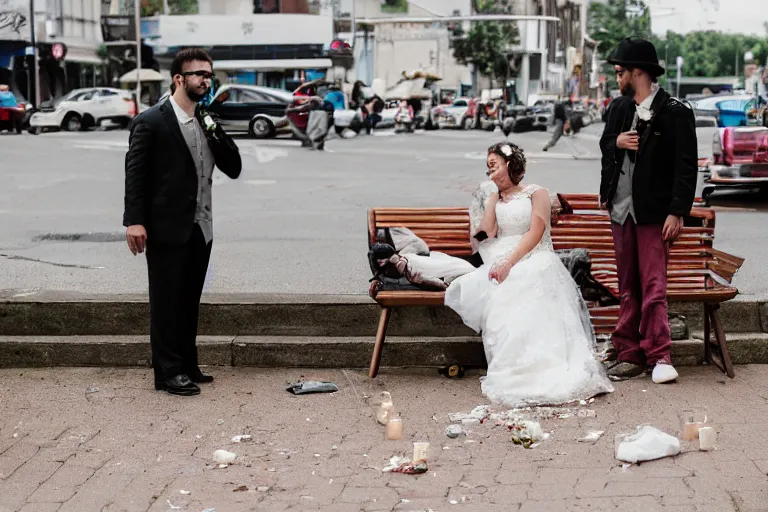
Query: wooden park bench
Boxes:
[{"xmin": 367, "ymin": 193, "xmax": 744, "ymax": 379}]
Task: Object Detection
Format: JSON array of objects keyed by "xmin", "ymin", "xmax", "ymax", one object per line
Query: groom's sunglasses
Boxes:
[{"xmin": 181, "ymin": 70, "xmax": 214, "ymax": 80}]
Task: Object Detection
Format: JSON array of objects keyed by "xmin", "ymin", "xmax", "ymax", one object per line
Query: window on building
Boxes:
[{"xmin": 254, "ymin": 0, "xmax": 280, "ymax": 13}]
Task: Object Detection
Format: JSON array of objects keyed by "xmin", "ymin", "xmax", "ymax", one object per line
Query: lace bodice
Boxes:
[{"xmin": 495, "ymin": 184, "xmax": 553, "ymax": 251}]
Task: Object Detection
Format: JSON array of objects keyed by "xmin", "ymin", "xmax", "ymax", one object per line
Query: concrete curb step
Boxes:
[
  {"xmin": 1, "ymin": 294, "xmax": 766, "ymax": 337},
  {"xmin": 2, "ymin": 334, "xmax": 768, "ymax": 369}
]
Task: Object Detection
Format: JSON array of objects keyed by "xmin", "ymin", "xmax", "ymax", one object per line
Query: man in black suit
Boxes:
[{"xmin": 123, "ymin": 48, "xmax": 242, "ymax": 396}]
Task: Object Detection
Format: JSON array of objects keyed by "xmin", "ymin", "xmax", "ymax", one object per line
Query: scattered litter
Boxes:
[
  {"xmin": 180, "ymin": 490, "xmax": 191, "ymax": 495},
  {"xmin": 231, "ymin": 435, "xmax": 252, "ymax": 443},
  {"xmin": 621, "ymin": 463, "xmax": 632, "ymax": 470},
  {"xmin": 461, "ymin": 418, "xmax": 481, "ymax": 426},
  {"xmin": 450, "ymin": 500, "xmax": 458, "ymax": 505},
  {"xmin": 642, "ymin": 390, "xmax": 647, "ymax": 393},
  {"xmin": 257, "ymin": 486, "xmax": 270, "ymax": 492},
  {"xmin": 558, "ymin": 413, "xmax": 573, "ymax": 419},
  {"xmin": 363, "ymin": 454, "xmax": 368, "ymax": 457},
  {"xmin": 588, "ymin": 398, "xmax": 595, "ymax": 404},
  {"xmin": 329, "ymin": 479, "xmax": 333, "ymax": 484},
  {"xmin": 216, "ymin": 419, "xmax": 225, "ymax": 425},
  {"xmin": 382, "ymin": 455, "xmax": 428, "ymax": 474},
  {"xmin": 306, "ymin": 418, "xmax": 311, "ymax": 422},
  {"xmin": 448, "ymin": 405, "xmax": 490, "ymax": 424},
  {"xmin": 196, "ymin": 435, "xmax": 202, "ymax": 439},
  {"xmin": 213, "ymin": 450, "xmax": 237, "ymax": 464},
  {"xmin": 698, "ymin": 427, "xmax": 716, "ymax": 451},
  {"xmin": 166, "ymin": 500, "xmax": 181, "ymax": 510},
  {"xmin": 286, "ymin": 381, "xmax": 339, "ymax": 395},
  {"xmin": 412, "ymin": 442, "xmax": 429, "ymax": 463},
  {"xmin": 12, "ymin": 433, "xmax": 18, "ymax": 438},
  {"xmin": 400, "ymin": 499, "xmax": 411, "ymax": 504},
  {"xmin": 268, "ymin": 467, "xmax": 276, "ymax": 472},
  {"xmin": 331, "ymin": 445, "xmax": 338, "ymax": 450},
  {"xmin": 509, "ymin": 421, "xmax": 545, "ymax": 449},
  {"xmin": 445, "ymin": 425, "xmax": 465, "ymax": 439},
  {"xmin": 615, "ymin": 425, "xmax": 681, "ymax": 463},
  {"xmin": 442, "ymin": 446, "xmax": 450, "ymax": 450},
  {"xmin": 218, "ymin": 464, "xmax": 229, "ymax": 469},
  {"xmin": 300, "ymin": 496, "xmax": 313, "ymax": 500},
  {"xmin": 314, "ymin": 454, "xmax": 320, "ymax": 457},
  {"xmin": 86, "ymin": 387, "xmax": 100, "ymax": 394},
  {"xmin": 377, "ymin": 392, "xmax": 395, "ymax": 425},
  {"xmin": 579, "ymin": 400, "xmax": 587, "ymax": 406},
  {"xmin": 233, "ymin": 485, "xmax": 248, "ymax": 492},
  {"xmin": 578, "ymin": 430, "xmax": 605, "ymax": 444},
  {"xmin": 683, "ymin": 415, "xmax": 708, "ymax": 441},
  {"xmin": 202, "ymin": 509, "xmax": 216, "ymax": 512}
]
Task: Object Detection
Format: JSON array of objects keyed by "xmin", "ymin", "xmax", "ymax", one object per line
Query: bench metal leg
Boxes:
[
  {"xmin": 703, "ymin": 304, "xmax": 712, "ymax": 364},
  {"xmin": 369, "ymin": 307, "xmax": 391, "ymax": 378},
  {"xmin": 705, "ymin": 304, "xmax": 735, "ymax": 378}
]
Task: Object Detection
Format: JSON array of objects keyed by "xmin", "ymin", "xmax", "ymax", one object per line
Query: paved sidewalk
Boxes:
[{"xmin": 1, "ymin": 366, "xmax": 767, "ymax": 512}]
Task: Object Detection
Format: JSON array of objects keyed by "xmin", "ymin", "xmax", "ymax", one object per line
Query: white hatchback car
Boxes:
[{"xmin": 29, "ymin": 87, "xmax": 137, "ymax": 133}]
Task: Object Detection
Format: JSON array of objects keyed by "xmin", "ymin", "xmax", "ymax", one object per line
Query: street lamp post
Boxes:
[
  {"xmin": 134, "ymin": 0, "xmax": 141, "ymax": 109},
  {"xmin": 28, "ymin": 0, "xmax": 41, "ymax": 108}
]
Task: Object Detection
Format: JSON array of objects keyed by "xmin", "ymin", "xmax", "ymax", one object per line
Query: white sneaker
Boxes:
[{"xmin": 652, "ymin": 363, "xmax": 678, "ymax": 384}]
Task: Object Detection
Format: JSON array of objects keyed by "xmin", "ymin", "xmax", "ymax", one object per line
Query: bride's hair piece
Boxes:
[{"xmin": 488, "ymin": 142, "xmax": 526, "ymax": 185}]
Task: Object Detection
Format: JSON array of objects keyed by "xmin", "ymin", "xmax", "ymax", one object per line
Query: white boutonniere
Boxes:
[
  {"xmin": 202, "ymin": 114, "xmax": 217, "ymax": 132},
  {"xmin": 500, "ymin": 144, "xmax": 513, "ymax": 156}
]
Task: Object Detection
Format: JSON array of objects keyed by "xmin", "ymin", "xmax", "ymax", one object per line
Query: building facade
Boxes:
[
  {"xmin": 143, "ymin": 3, "xmax": 334, "ymax": 90},
  {"xmin": 1, "ymin": 0, "xmax": 103, "ymax": 104}
]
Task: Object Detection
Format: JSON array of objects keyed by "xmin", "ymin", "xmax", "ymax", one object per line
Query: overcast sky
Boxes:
[{"xmin": 645, "ymin": 0, "xmax": 765, "ymax": 36}]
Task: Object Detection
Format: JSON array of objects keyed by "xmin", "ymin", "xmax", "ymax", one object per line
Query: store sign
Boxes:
[
  {"xmin": 101, "ymin": 15, "xmax": 136, "ymax": 42},
  {"xmin": 0, "ymin": 0, "xmax": 30, "ymax": 41}
]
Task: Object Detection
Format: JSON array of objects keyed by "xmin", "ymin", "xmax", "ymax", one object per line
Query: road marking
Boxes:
[{"xmin": 244, "ymin": 180, "xmax": 277, "ymax": 186}]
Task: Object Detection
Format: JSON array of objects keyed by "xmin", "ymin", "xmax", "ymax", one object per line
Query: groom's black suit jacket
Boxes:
[{"xmin": 123, "ymin": 99, "xmax": 242, "ymax": 245}]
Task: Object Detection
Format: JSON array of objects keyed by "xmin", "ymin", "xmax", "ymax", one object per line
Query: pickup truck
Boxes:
[{"xmin": 700, "ymin": 126, "xmax": 768, "ymax": 204}]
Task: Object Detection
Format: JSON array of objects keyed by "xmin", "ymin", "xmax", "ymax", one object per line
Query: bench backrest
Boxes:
[{"xmin": 368, "ymin": 194, "xmax": 742, "ymax": 298}]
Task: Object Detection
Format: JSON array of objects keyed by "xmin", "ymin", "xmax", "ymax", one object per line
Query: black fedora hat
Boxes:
[{"xmin": 607, "ymin": 37, "xmax": 665, "ymax": 77}]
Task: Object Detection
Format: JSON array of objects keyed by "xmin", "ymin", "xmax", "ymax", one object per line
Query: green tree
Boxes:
[
  {"xmin": 588, "ymin": 0, "xmax": 652, "ymax": 59},
  {"xmin": 140, "ymin": 0, "xmax": 198, "ymax": 16},
  {"xmin": 653, "ymin": 31, "xmax": 768, "ymax": 78},
  {"xmin": 449, "ymin": 0, "xmax": 520, "ymax": 83}
]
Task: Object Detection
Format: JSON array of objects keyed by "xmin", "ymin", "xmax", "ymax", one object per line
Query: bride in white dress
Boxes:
[{"xmin": 445, "ymin": 142, "xmax": 614, "ymax": 407}]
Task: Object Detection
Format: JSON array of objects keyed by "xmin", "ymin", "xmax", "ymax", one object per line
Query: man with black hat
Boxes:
[{"xmin": 598, "ymin": 37, "xmax": 697, "ymax": 384}]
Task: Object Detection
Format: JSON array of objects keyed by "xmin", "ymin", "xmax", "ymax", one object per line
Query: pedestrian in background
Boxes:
[
  {"xmin": 123, "ymin": 48, "xmax": 242, "ymax": 396},
  {"xmin": 542, "ymin": 98, "xmax": 568, "ymax": 151},
  {"xmin": 598, "ymin": 37, "xmax": 697, "ymax": 384}
]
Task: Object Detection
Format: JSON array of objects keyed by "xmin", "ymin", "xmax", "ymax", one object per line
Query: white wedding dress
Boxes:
[{"xmin": 444, "ymin": 184, "xmax": 614, "ymax": 407}]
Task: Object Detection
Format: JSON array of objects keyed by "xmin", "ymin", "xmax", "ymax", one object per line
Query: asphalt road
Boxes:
[{"xmin": 0, "ymin": 123, "xmax": 765, "ymax": 299}]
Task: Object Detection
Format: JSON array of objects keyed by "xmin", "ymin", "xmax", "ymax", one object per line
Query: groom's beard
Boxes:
[{"xmin": 621, "ymin": 82, "xmax": 636, "ymax": 98}]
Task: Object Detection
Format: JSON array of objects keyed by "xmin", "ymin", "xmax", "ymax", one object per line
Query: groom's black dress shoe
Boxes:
[
  {"xmin": 155, "ymin": 374, "xmax": 201, "ymax": 396},
  {"xmin": 190, "ymin": 371, "xmax": 214, "ymax": 384}
]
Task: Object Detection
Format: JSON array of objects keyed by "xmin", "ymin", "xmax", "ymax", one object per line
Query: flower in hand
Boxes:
[{"xmin": 489, "ymin": 259, "xmax": 513, "ymax": 284}]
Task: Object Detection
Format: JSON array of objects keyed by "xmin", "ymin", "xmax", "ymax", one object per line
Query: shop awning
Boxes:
[
  {"xmin": 119, "ymin": 68, "xmax": 165, "ymax": 83},
  {"xmin": 213, "ymin": 58, "xmax": 333, "ymax": 72}
]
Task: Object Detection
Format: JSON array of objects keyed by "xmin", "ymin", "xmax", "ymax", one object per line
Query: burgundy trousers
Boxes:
[{"xmin": 610, "ymin": 217, "xmax": 672, "ymax": 366}]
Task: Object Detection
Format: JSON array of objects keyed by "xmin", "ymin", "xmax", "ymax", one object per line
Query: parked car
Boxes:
[
  {"xmin": 691, "ymin": 95, "xmax": 754, "ymax": 127},
  {"xmin": 430, "ymin": 97, "xmax": 472, "ymax": 129},
  {"xmin": 501, "ymin": 104, "xmax": 535, "ymax": 135},
  {"xmin": 28, "ymin": 87, "xmax": 136, "ymax": 133},
  {"xmin": 0, "ymin": 88, "xmax": 27, "ymax": 133},
  {"xmin": 206, "ymin": 84, "xmax": 293, "ymax": 138},
  {"xmin": 701, "ymin": 126, "xmax": 768, "ymax": 204},
  {"xmin": 531, "ymin": 100, "xmax": 554, "ymax": 131}
]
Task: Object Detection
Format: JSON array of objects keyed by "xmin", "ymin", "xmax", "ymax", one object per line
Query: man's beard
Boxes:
[
  {"xmin": 621, "ymin": 82, "xmax": 635, "ymax": 98},
  {"xmin": 184, "ymin": 81, "xmax": 208, "ymax": 102}
]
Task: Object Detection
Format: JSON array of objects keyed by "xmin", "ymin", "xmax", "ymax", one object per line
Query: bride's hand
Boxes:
[{"xmin": 489, "ymin": 260, "xmax": 513, "ymax": 284}]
